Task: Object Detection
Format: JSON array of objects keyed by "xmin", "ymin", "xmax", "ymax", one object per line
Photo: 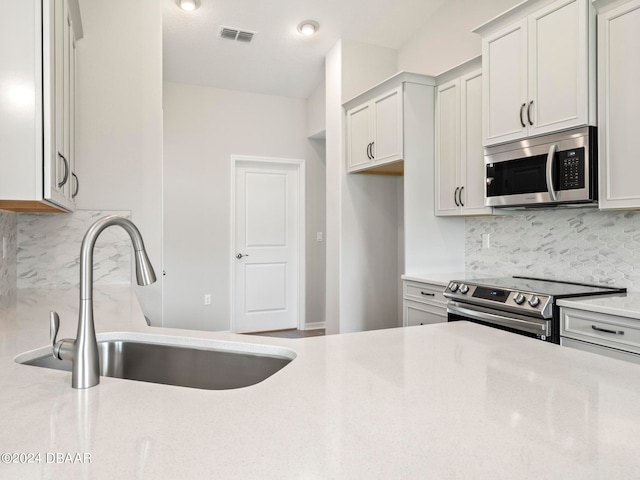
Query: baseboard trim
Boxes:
[{"xmin": 302, "ymin": 322, "xmax": 325, "ymax": 331}]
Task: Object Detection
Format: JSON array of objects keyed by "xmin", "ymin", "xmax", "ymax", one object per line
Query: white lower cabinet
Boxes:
[
  {"xmin": 560, "ymin": 306, "xmax": 640, "ymax": 364},
  {"xmin": 596, "ymin": 0, "xmax": 640, "ymax": 210},
  {"xmin": 402, "ymin": 280, "xmax": 448, "ymax": 326}
]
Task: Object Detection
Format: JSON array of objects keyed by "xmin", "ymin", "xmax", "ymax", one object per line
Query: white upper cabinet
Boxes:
[
  {"xmin": 0, "ymin": 0, "xmax": 82, "ymax": 212},
  {"xmin": 344, "ymin": 72, "xmax": 434, "ymax": 175},
  {"xmin": 478, "ymin": 0, "xmax": 595, "ymax": 146},
  {"xmin": 346, "ymin": 86, "xmax": 403, "ymax": 174},
  {"xmin": 436, "ymin": 66, "xmax": 493, "ymax": 216},
  {"xmin": 596, "ymin": 0, "xmax": 640, "ymax": 210}
]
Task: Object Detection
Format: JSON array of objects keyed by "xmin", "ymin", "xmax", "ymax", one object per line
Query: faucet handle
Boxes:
[{"xmin": 50, "ymin": 311, "xmax": 60, "ymax": 358}]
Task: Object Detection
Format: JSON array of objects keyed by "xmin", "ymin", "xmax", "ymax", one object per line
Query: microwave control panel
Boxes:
[{"xmin": 557, "ymin": 147, "xmax": 585, "ymax": 190}]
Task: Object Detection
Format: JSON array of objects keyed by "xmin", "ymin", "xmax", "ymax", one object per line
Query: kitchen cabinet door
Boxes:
[
  {"xmin": 597, "ymin": 0, "xmax": 640, "ymax": 210},
  {"xmin": 371, "ymin": 86, "xmax": 403, "ymax": 165},
  {"xmin": 460, "ymin": 71, "xmax": 492, "ymax": 215},
  {"xmin": 528, "ymin": 0, "xmax": 590, "ymax": 136},
  {"xmin": 346, "ymin": 101, "xmax": 373, "ymax": 172},
  {"xmin": 482, "ymin": 19, "xmax": 528, "ymax": 146},
  {"xmin": 435, "ymin": 79, "xmax": 461, "ymax": 215},
  {"xmin": 404, "ymin": 300, "xmax": 447, "ymax": 327}
]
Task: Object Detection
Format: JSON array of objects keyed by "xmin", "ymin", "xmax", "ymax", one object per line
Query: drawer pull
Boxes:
[
  {"xmin": 420, "ymin": 291, "xmax": 435, "ymax": 297},
  {"xmin": 592, "ymin": 325, "xmax": 624, "ymax": 335}
]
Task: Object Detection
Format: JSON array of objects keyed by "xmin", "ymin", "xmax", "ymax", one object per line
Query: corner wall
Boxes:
[
  {"xmin": 325, "ymin": 40, "xmax": 401, "ymax": 334},
  {"xmin": 75, "ymin": 0, "xmax": 163, "ymax": 324}
]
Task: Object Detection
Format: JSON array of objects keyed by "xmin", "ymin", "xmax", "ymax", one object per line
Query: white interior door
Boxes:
[{"xmin": 233, "ymin": 159, "xmax": 301, "ymax": 333}]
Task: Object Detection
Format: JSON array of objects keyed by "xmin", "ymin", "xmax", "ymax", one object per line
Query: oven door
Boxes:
[{"xmin": 448, "ymin": 301, "xmax": 553, "ymax": 342}]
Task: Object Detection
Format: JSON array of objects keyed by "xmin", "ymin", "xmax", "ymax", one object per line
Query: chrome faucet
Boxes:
[{"xmin": 49, "ymin": 215, "xmax": 157, "ymax": 388}]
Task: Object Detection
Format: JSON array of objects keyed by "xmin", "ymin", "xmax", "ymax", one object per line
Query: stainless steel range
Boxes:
[{"xmin": 443, "ymin": 276, "xmax": 626, "ymax": 344}]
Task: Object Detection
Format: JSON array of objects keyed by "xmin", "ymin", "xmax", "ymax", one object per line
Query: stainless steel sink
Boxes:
[{"xmin": 19, "ymin": 339, "xmax": 295, "ymax": 390}]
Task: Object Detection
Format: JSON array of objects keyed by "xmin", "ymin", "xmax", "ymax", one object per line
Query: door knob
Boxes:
[{"xmin": 236, "ymin": 253, "xmax": 249, "ymax": 259}]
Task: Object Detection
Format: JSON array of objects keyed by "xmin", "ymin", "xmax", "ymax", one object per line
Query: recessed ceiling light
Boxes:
[
  {"xmin": 177, "ymin": 0, "xmax": 200, "ymax": 11},
  {"xmin": 297, "ymin": 20, "xmax": 319, "ymax": 36}
]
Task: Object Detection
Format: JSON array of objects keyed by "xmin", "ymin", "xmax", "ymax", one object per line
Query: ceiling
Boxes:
[{"xmin": 163, "ymin": 0, "xmax": 446, "ymax": 99}]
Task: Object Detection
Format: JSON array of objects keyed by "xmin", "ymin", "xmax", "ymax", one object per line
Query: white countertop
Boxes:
[
  {"xmin": 3, "ymin": 286, "xmax": 640, "ymax": 479},
  {"xmin": 401, "ymin": 271, "xmax": 492, "ymax": 286},
  {"xmin": 558, "ymin": 292, "xmax": 640, "ymax": 320}
]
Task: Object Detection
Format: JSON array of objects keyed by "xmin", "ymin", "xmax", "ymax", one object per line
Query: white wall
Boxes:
[
  {"xmin": 75, "ymin": 0, "xmax": 163, "ymax": 324},
  {"xmin": 307, "ymin": 80, "xmax": 326, "ymax": 139},
  {"xmin": 325, "ymin": 40, "xmax": 401, "ymax": 334},
  {"xmin": 398, "ymin": 0, "xmax": 522, "ymax": 75},
  {"xmin": 163, "ymin": 82, "xmax": 325, "ymax": 331}
]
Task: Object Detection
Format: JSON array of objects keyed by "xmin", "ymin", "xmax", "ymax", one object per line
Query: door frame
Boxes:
[{"xmin": 230, "ymin": 155, "xmax": 306, "ymax": 333}]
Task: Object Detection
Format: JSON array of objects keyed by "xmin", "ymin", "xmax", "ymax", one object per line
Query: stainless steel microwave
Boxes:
[{"xmin": 485, "ymin": 127, "xmax": 597, "ymax": 208}]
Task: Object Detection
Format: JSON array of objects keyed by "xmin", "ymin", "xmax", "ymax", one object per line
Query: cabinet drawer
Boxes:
[
  {"xmin": 403, "ymin": 281, "xmax": 446, "ymax": 305},
  {"xmin": 403, "ymin": 300, "xmax": 447, "ymax": 327},
  {"xmin": 560, "ymin": 307, "xmax": 640, "ymax": 355},
  {"xmin": 561, "ymin": 337, "xmax": 640, "ymax": 366}
]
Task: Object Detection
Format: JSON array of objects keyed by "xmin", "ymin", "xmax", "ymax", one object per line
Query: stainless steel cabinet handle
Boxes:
[
  {"xmin": 57, "ymin": 152, "xmax": 69, "ymax": 188},
  {"xmin": 370, "ymin": 141, "xmax": 375, "ymax": 159},
  {"xmin": 72, "ymin": 172, "xmax": 79, "ymax": 198},
  {"xmin": 546, "ymin": 144, "xmax": 558, "ymax": 201},
  {"xmin": 454, "ymin": 187, "xmax": 460, "ymax": 207},
  {"xmin": 459, "ymin": 186, "xmax": 465, "ymax": 207},
  {"xmin": 527, "ymin": 101, "xmax": 534, "ymax": 126},
  {"xmin": 592, "ymin": 325, "xmax": 625, "ymax": 335},
  {"xmin": 519, "ymin": 103, "xmax": 526, "ymax": 128},
  {"xmin": 366, "ymin": 143, "xmax": 371, "ymax": 159},
  {"xmin": 420, "ymin": 291, "xmax": 435, "ymax": 297},
  {"xmin": 236, "ymin": 253, "xmax": 249, "ymax": 259}
]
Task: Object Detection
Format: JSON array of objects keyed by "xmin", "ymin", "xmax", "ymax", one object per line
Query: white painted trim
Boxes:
[
  {"xmin": 302, "ymin": 322, "xmax": 325, "ymax": 331},
  {"xmin": 230, "ymin": 155, "xmax": 306, "ymax": 333}
]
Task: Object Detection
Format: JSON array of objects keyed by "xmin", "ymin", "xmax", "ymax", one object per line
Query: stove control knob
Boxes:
[
  {"xmin": 528, "ymin": 295, "xmax": 540, "ymax": 308},
  {"xmin": 459, "ymin": 284, "xmax": 469, "ymax": 294},
  {"xmin": 514, "ymin": 293, "xmax": 526, "ymax": 305},
  {"xmin": 449, "ymin": 283, "xmax": 459, "ymax": 293}
]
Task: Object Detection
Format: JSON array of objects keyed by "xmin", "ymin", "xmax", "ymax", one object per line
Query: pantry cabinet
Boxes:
[
  {"xmin": 344, "ymin": 72, "xmax": 435, "ymax": 175},
  {"xmin": 0, "ymin": 0, "xmax": 82, "ymax": 212},
  {"xmin": 477, "ymin": 0, "xmax": 596, "ymax": 146},
  {"xmin": 595, "ymin": 0, "xmax": 640, "ymax": 210},
  {"xmin": 435, "ymin": 68, "xmax": 492, "ymax": 216}
]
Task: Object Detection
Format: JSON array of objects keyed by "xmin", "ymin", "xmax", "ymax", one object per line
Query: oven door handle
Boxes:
[
  {"xmin": 447, "ymin": 302, "xmax": 550, "ymax": 337},
  {"xmin": 546, "ymin": 144, "xmax": 558, "ymax": 201}
]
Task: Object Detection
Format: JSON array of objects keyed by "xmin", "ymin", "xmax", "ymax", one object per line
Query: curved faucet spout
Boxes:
[
  {"xmin": 52, "ymin": 215, "xmax": 157, "ymax": 389},
  {"xmin": 80, "ymin": 215, "xmax": 157, "ymax": 301}
]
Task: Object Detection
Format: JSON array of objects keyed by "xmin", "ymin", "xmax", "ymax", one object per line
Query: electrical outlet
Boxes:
[
  {"xmin": 204, "ymin": 294, "xmax": 211, "ymax": 305},
  {"xmin": 316, "ymin": 232, "xmax": 323, "ymax": 242}
]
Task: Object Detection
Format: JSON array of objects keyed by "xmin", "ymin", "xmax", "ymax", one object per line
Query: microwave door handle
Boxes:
[{"xmin": 546, "ymin": 144, "xmax": 558, "ymax": 201}]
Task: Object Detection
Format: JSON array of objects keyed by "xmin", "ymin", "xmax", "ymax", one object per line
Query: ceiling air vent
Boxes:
[{"xmin": 219, "ymin": 26, "xmax": 256, "ymax": 43}]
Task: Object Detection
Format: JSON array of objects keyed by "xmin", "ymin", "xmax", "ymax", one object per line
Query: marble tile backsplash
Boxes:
[
  {"xmin": 466, "ymin": 208, "xmax": 640, "ymax": 290},
  {"xmin": 18, "ymin": 210, "xmax": 132, "ymax": 289},
  {"xmin": 0, "ymin": 211, "xmax": 17, "ymax": 322}
]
